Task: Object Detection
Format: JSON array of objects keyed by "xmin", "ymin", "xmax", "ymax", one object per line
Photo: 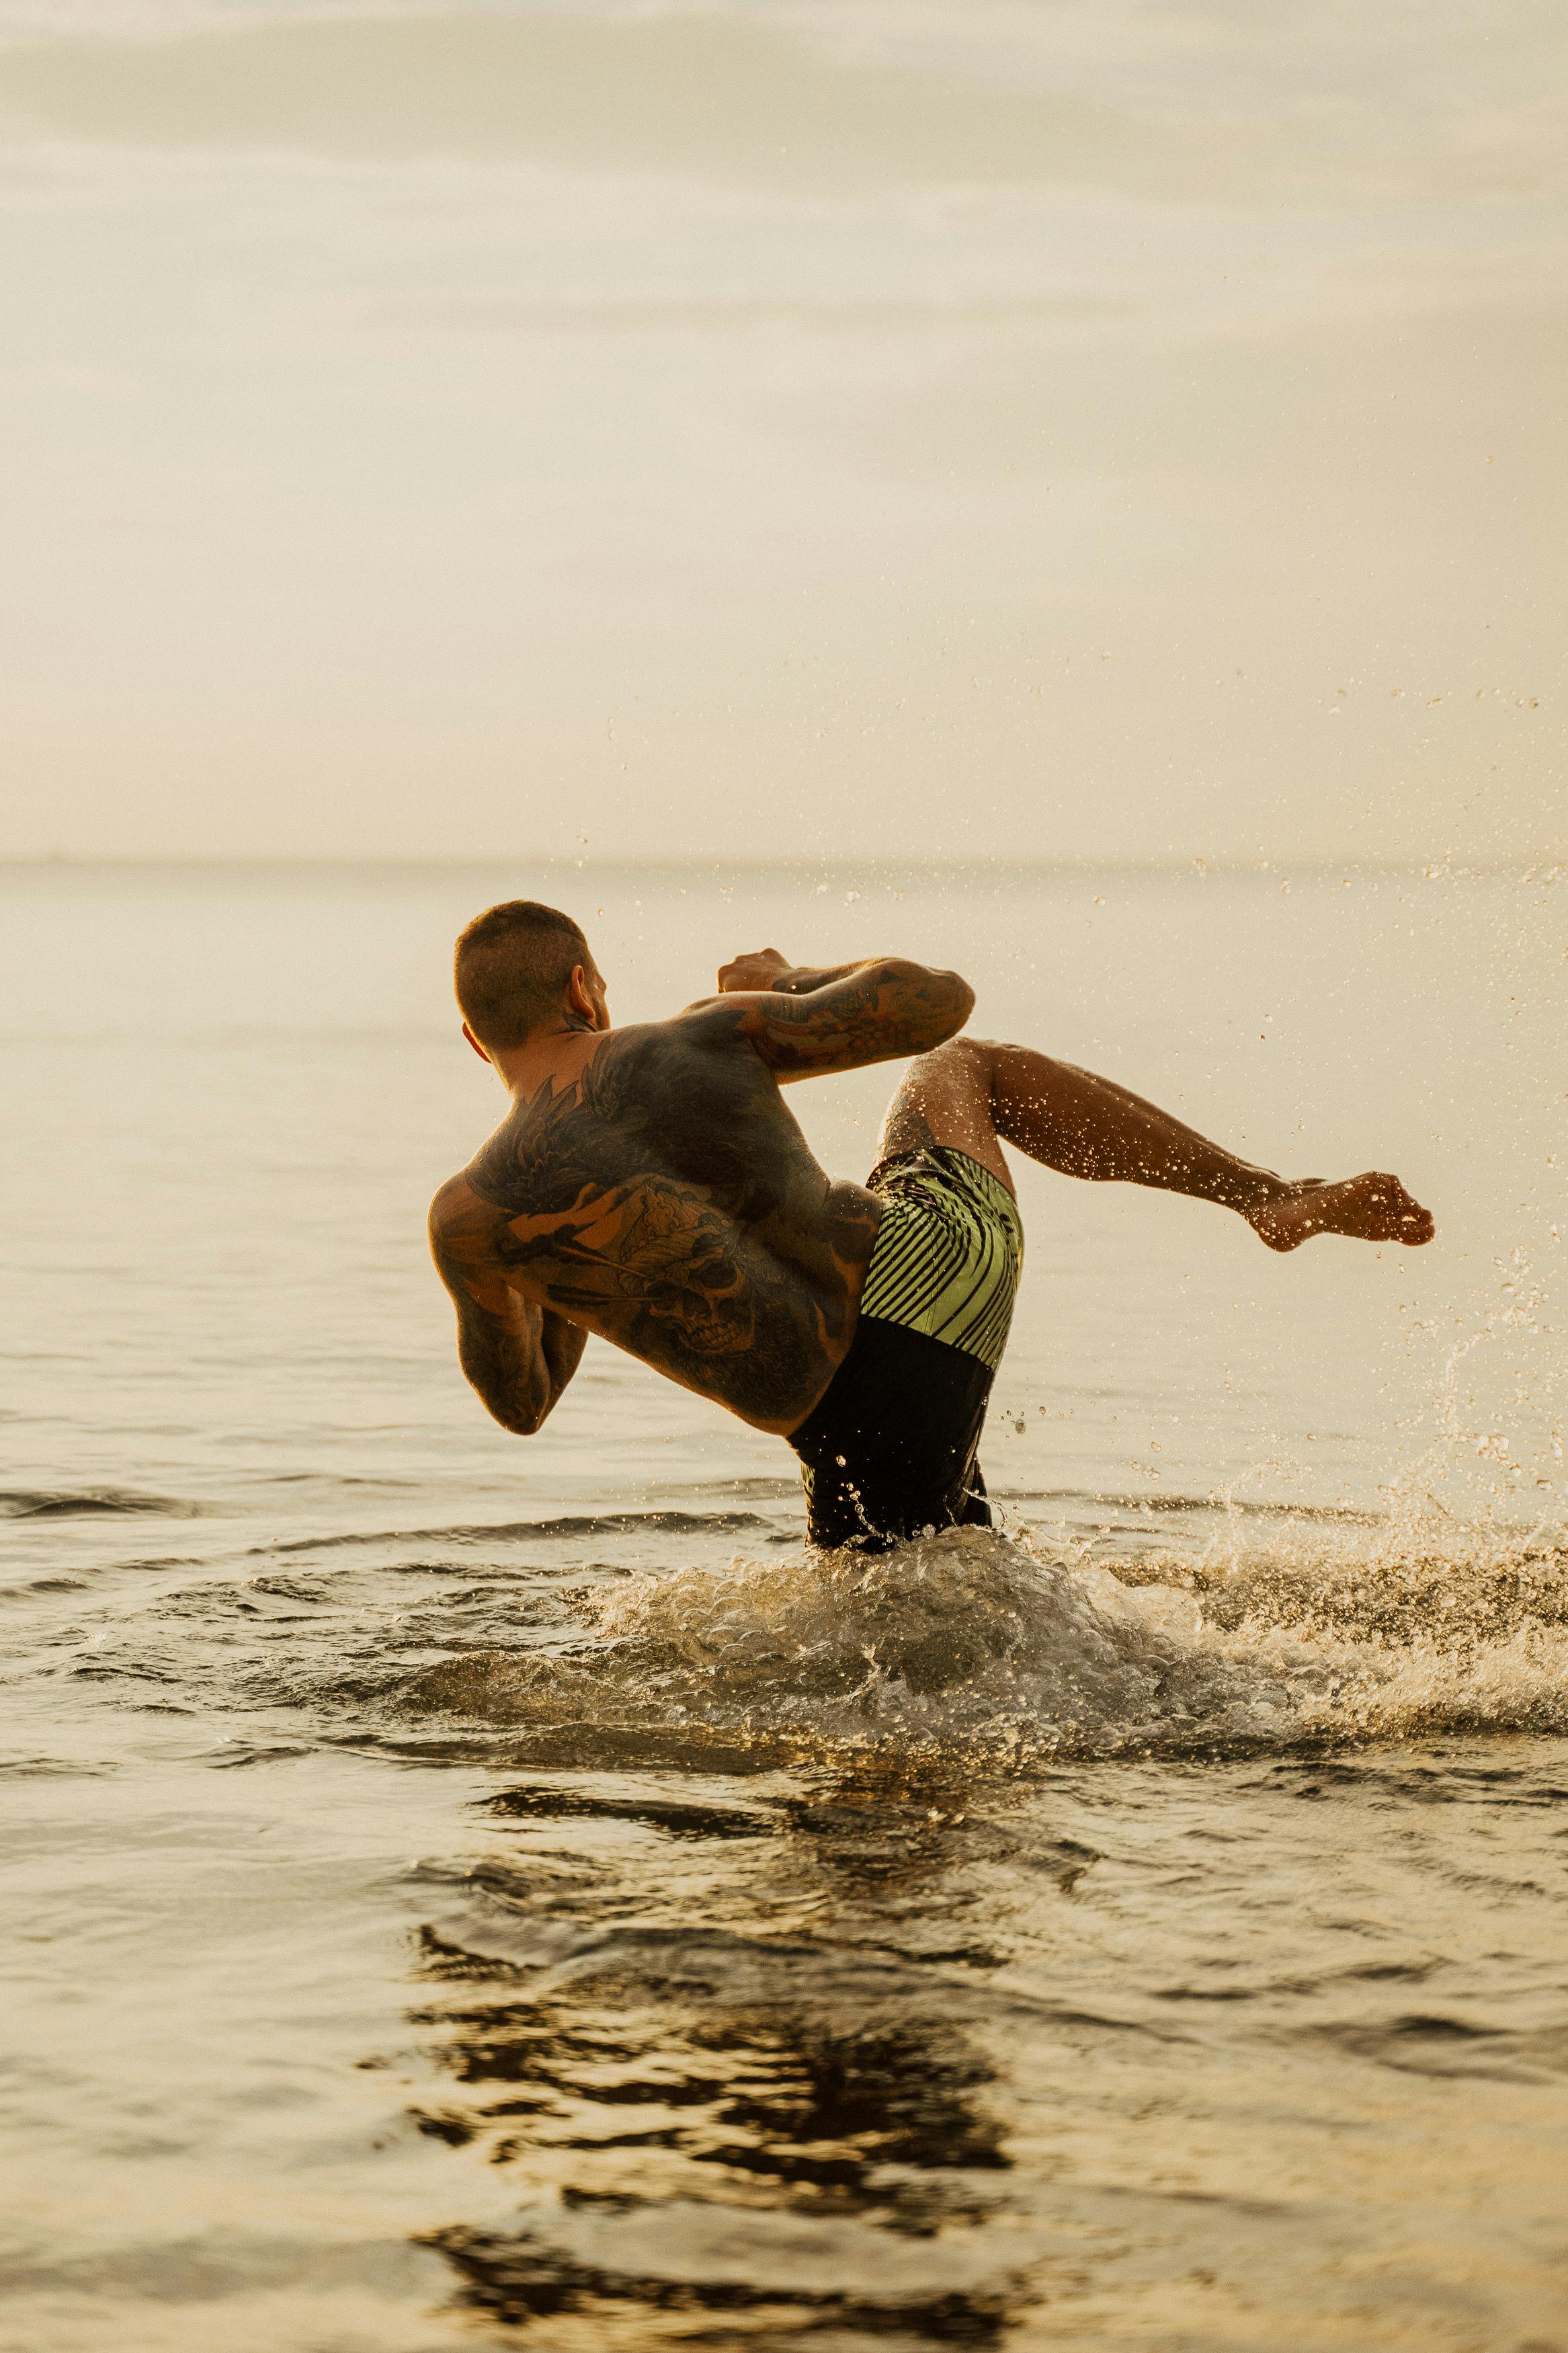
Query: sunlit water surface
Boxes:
[{"xmin": 3, "ymin": 862, "xmax": 1565, "ymax": 2352}]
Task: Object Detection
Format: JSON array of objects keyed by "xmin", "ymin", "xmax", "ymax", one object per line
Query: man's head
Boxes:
[{"xmin": 454, "ymin": 900, "xmax": 608, "ymax": 1061}]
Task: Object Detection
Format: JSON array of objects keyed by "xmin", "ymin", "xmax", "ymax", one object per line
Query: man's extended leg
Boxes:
[{"xmin": 876, "ymin": 1038, "xmax": 1434, "ymax": 1249}]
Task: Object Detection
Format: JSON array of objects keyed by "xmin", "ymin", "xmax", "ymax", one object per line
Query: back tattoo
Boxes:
[{"xmin": 461, "ymin": 1016, "xmax": 879, "ymax": 1424}]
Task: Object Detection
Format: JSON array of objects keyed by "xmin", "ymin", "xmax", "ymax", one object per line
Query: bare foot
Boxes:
[{"xmin": 1247, "ymin": 1173, "xmax": 1435, "ymax": 1252}]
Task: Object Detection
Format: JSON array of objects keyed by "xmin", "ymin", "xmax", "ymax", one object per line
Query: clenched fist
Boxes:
[{"xmin": 717, "ymin": 947, "xmax": 793, "ymax": 994}]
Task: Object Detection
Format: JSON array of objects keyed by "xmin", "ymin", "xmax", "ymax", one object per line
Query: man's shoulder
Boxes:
[
  {"xmin": 427, "ymin": 1171, "xmax": 497, "ymax": 1248},
  {"xmin": 579, "ymin": 1009, "xmax": 764, "ymax": 1097},
  {"xmin": 647, "ymin": 999, "xmax": 776, "ymax": 1069},
  {"xmin": 554, "ymin": 1018, "xmax": 746, "ymax": 1115},
  {"xmin": 607, "ymin": 1004, "xmax": 754, "ymax": 1053}
]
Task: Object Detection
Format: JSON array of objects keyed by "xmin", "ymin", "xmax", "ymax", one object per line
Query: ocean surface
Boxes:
[{"xmin": 2, "ymin": 859, "xmax": 1565, "ymax": 2352}]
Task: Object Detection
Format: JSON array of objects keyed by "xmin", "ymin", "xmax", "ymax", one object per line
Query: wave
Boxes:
[
  {"xmin": 997, "ymin": 1488, "xmax": 1382, "ymax": 1521},
  {"xmin": 0, "ymin": 1486, "xmax": 210, "ymax": 1521},
  {"xmin": 392, "ymin": 1506, "xmax": 1568, "ymax": 1764},
  {"xmin": 249, "ymin": 1507, "xmax": 784, "ymax": 1558}
]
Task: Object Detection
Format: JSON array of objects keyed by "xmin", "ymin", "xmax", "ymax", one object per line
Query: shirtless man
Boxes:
[{"xmin": 429, "ymin": 900, "xmax": 1434, "ymax": 1548}]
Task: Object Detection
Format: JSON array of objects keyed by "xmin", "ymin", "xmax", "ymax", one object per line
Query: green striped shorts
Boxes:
[{"xmin": 859, "ymin": 1145, "xmax": 1023, "ymax": 1371}]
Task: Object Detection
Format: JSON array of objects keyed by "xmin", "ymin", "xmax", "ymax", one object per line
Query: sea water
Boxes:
[{"xmin": 2, "ymin": 859, "xmax": 1565, "ymax": 2350}]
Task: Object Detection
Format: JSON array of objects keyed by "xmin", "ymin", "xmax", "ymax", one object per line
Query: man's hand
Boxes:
[
  {"xmin": 718, "ymin": 947, "xmax": 794, "ymax": 994},
  {"xmin": 717, "ymin": 949, "xmax": 897, "ymax": 998}
]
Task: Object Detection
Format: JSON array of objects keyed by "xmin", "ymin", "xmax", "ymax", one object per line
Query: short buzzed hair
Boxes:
[{"xmin": 454, "ymin": 900, "xmax": 591, "ymax": 1051}]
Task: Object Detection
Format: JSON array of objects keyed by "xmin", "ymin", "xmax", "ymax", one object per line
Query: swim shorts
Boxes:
[{"xmin": 787, "ymin": 1146, "xmax": 1024, "ymax": 1550}]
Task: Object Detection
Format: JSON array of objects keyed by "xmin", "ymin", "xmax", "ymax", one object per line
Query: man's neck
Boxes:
[{"xmin": 491, "ymin": 1017, "xmax": 608, "ymax": 1099}]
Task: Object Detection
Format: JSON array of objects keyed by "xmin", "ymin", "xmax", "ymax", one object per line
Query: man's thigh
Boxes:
[{"xmin": 874, "ymin": 1038, "xmax": 1014, "ymax": 1193}]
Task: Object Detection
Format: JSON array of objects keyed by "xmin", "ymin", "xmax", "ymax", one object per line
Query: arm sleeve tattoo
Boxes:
[
  {"xmin": 429, "ymin": 1185, "xmax": 588, "ymax": 1434},
  {"xmin": 728, "ymin": 958, "xmax": 975, "ymax": 1080}
]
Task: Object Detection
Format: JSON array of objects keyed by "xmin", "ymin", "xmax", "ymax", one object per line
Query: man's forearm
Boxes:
[
  {"xmin": 766, "ymin": 957, "xmax": 885, "ymax": 996},
  {"xmin": 430, "ymin": 1179, "xmax": 590, "ymax": 1433},
  {"xmin": 537, "ymin": 1305, "xmax": 589, "ymax": 1406},
  {"xmin": 456, "ymin": 1295, "xmax": 587, "ymax": 1435}
]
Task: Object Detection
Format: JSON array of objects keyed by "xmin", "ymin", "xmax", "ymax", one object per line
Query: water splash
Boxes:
[
  {"xmin": 400, "ymin": 1499, "xmax": 1568, "ymax": 1765},
  {"xmin": 396, "ymin": 1203, "xmax": 1567, "ymax": 1769}
]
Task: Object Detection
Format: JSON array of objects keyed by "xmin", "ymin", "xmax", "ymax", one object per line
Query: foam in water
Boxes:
[{"xmin": 403, "ymin": 1494, "xmax": 1568, "ymax": 1763}]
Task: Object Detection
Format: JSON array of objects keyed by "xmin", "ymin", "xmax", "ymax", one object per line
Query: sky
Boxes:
[{"xmin": 0, "ymin": 0, "xmax": 1561, "ymax": 865}]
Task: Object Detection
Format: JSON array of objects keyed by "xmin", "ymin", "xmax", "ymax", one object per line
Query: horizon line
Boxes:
[{"xmin": 0, "ymin": 852, "xmax": 1543, "ymax": 878}]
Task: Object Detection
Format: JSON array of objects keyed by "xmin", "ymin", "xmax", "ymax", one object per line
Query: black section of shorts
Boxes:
[{"xmin": 786, "ymin": 1312, "xmax": 995, "ymax": 1552}]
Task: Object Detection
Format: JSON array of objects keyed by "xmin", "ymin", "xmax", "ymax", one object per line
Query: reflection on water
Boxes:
[
  {"xmin": 384, "ymin": 1715, "xmax": 1568, "ymax": 2349},
  {"xmin": 410, "ymin": 1776, "xmax": 1022, "ymax": 2344}
]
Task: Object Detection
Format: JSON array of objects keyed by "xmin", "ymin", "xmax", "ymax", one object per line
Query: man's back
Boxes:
[
  {"xmin": 433, "ymin": 910, "xmax": 1432, "ymax": 1538},
  {"xmin": 430, "ymin": 1004, "xmax": 888, "ymax": 1431}
]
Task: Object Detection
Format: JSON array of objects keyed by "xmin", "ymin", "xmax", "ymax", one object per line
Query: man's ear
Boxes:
[
  {"xmin": 461, "ymin": 1021, "xmax": 492, "ymax": 1065},
  {"xmin": 566, "ymin": 963, "xmax": 604, "ymax": 1027}
]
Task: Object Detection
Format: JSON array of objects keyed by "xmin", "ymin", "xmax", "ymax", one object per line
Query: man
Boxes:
[{"xmin": 429, "ymin": 900, "xmax": 1434, "ymax": 1549}]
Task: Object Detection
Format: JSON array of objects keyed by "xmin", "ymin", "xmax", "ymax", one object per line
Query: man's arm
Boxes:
[
  {"xmin": 427, "ymin": 1178, "xmax": 588, "ymax": 1434},
  {"xmin": 704, "ymin": 947, "xmax": 974, "ymax": 1082}
]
